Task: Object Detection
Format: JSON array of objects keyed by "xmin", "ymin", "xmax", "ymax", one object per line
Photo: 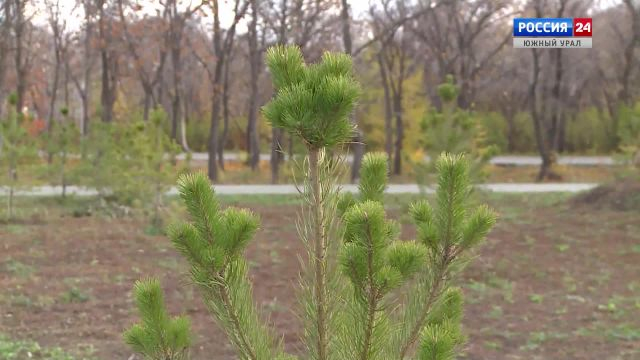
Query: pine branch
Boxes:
[
  {"xmin": 340, "ymin": 154, "xmax": 427, "ymax": 360},
  {"xmin": 215, "ymin": 273, "xmax": 258, "ymax": 360},
  {"xmin": 398, "ymin": 268, "xmax": 446, "ymax": 359},
  {"xmin": 395, "ymin": 153, "xmax": 496, "ymax": 359},
  {"xmin": 170, "ymin": 173, "xmax": 285, "ymax": 360}
]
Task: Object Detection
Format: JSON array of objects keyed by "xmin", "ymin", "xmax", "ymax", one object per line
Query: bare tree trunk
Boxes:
[
  {"xmin": 47, "ymin": 56, "xmax": 61, "ymax": 133},
  {"xmin": 288, "ymin": 135, "xmax": 294, "ymax": 158},
  {"xmin": 270, "ymin": 0, "xmax": 288, "ymax": 184},
  {"xmin": 549, "ymin": 1, "xmax": 566, "ymax": 153},
  {"xmin": 392, "ymin": 93, "xmax": 403, "ymax": 175},
  {"xmin": 46, "ymin": 49, "xmax": 61, "ymax": 164},
  {"xmin": 246, "ymin": 0, "xmax": 260, "ymax": 170},
  {"xmin": 170, "ymin": 46, "xmax": 189, "ymax": 151},
  {"xmin": 165, "ymin": 0, "xmax": 195, "ymax": 152},
  {"xmin": 208, "ymin": 91, "xmax": 221, "ymax": 181},
  {"xmin": 98, "ymin": 0, "xmax": 116, "ymax": 123},
  {"xmin": 63, "ymin": 41, "xmax": 70, "ymax": 110},
  {"xmin": 529, "ymin": 2, "xmax": 556, "ymax": 181},
  {"xmin": 0, "ymin": 0, "xmax": 11, "ymax": 116},
  {"xmin": 550, "ymin": 46, "xmax": 563, "ymax": 153},
  {"xmin": 143, "ymin": 92, "xmax": 151, "ymax": 121},
  {"xmin": 529, "ymin": 48, "xmax": 552, "ymax": 181},
  {"xmin": 13, "ymin": 0, "xmax": 27, "ymax": 114},
  {"xmin": 80, "ymin": 90, "xmax": 89, "ymax": 134},
  {"xmin": 180, "ymin": 114, "xmax": 189, "ymax": 152},
  {"xmin": 218, "ymin": 53, "xmax": 232, "ymax": 170},
  {"xmin": 79, "ymin": 1, "xmax": 93, "ymax": 135},
  {"xmin": 270, "ymin": 129, "xmax": 283, "ymax": 183},
  {"xmin": 156, "ymin": 74, "xmax": 165, "ymax": 109},
  {"xmin": 171, "ymin": 49, "xmax": 180, "ymax": 140},
  {"xmin": 341, "ymin": 0, "xmax": 364, "ymax": 182},
  {"xmin": 207, "ymin": 0, "xmax": 249, "ymax": 181},
  {"xmin": 46, "ymin": 1, "xmax": 65, "ymax": 136},
  {"xmin": 620, "ymin": 0, "xmax": 640, "ymax": 106},
  {"xmin": 99, "ymin": 51, "xmax": 112, "ymax": 123},
  {"xmin": 377, "ymin": 50, "xmax": 393, "ymax": 163},
  {"xmin": 171, "ymin": 47, "xmax": 181, "ymax": 141}
]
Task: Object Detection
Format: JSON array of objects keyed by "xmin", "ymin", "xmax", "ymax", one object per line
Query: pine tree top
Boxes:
[{"xmin": 262, "ymin": 45, "xmax": 361, "ymax": 150}]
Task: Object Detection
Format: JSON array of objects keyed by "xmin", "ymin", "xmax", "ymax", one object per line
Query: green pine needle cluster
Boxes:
[
  {"xmin": 123, "ymin": 279, "xmax": 191, "ymax": 360},
  {"xmin": 124, "ymin": 46, "xmax": 496, "ymax": 360},
  {"xmin": 262, "ymin": 45, "xmax": 360, "ymax": 149}
]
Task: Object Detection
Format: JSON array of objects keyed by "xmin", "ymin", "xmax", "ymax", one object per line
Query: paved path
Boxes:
[
  {"xmin": 181, "ymin": 153, "xmax": 617, "ymax": 167},
  {"xmin": 489, "ymin": 155, "xmax": 616, "ymax": 166},
  {"xmin": 1, "ymin": 183, "xmax": 599, "ymax": 197},
  {"xmin": 39, "ymin": 151, "xmax": 617, "ymax": 166}
]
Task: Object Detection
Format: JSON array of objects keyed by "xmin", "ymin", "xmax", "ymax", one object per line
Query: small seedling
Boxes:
[
  {"xmin": 529, "ymin": 294, "xmax": 544, "ymax": 304},
  {"xmin": 61, "ymin": 287, "xmax": 91, "ymax": 303}
]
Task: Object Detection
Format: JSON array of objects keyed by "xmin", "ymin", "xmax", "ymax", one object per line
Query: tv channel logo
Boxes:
[{"xmin": 513, "ymin": 18, "xmax": 592, "ymax": 48}]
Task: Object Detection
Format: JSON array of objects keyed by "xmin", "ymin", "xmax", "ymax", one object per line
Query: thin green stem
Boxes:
[
  {"xmin": 360, "ymin": 220, "xmax": 378, "ymax": 360},
  {"xmin": 360, "ymin": 288, "xmax": 378, "ymax": 360},
  {"xmin": 398, "ymin": 269, "xmax": 445, "ymax": 359},
  {"xmin": 309, "ymin": 147, "xmax": 328, "ymax": 360},
  {"xmin": 8, "ymin": 163, "xmax": 16, "ymax": 220},
  {"xmin": 216, "ymin": 276, "xmax": 258, "ymax": 360}
]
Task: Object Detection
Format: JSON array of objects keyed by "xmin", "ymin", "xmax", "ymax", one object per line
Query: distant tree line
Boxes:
[{"xmin": 0, "ymin": 0, "xmax": 638, "ymax": 181}]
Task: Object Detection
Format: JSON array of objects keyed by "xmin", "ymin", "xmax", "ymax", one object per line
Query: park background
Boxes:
[{"xmin": 0, "ymin": 0, "xmax": 639, "ymax": 359}]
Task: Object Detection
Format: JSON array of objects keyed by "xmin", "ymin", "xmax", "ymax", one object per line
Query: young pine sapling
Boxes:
[
  {"xmin": 42, "ymin": 107, "xmax": 80, "ymax": 198},
  {"xmin": 123, "ymin": 278, "xmax": 191, "ymax": 360},
  {"xmin": 78, "ymin": 110, "xmax": 179, "ymax": 225},
  {"xmin": 124, "ymin": 46, "xmax": 496, "ymax": 360},
  {"xmin": 417, "ymin": 75, "xmax": 497, "ymax": 186},
  {"xmin": 0, "ymin": 93, "xmax": 36, "ymax": 220}
]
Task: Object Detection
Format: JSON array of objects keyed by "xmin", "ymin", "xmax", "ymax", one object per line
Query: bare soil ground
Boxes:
[
  {"xmin": 572, "ymin": 179, "xmax": 640, "ymax": 211},
  {"xmin": 1, "ymin": 194, "xmax": 639, "ymax": 359}
]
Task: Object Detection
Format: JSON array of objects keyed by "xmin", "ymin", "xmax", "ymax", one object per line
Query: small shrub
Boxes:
[
  {"xmin": 479, "ymin": 111, "xmax": 509, "ymax": 153},
  {"xmin": 61, "ymin": 287, "xmax": 91, "ymax": 304},
  {"xmin": 617, "ymin": 102, "xmax": 640, "ymax": 170},
  {"xmin": 565, "ymin": 107, "xmax": 613, "ymax": 153}
]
